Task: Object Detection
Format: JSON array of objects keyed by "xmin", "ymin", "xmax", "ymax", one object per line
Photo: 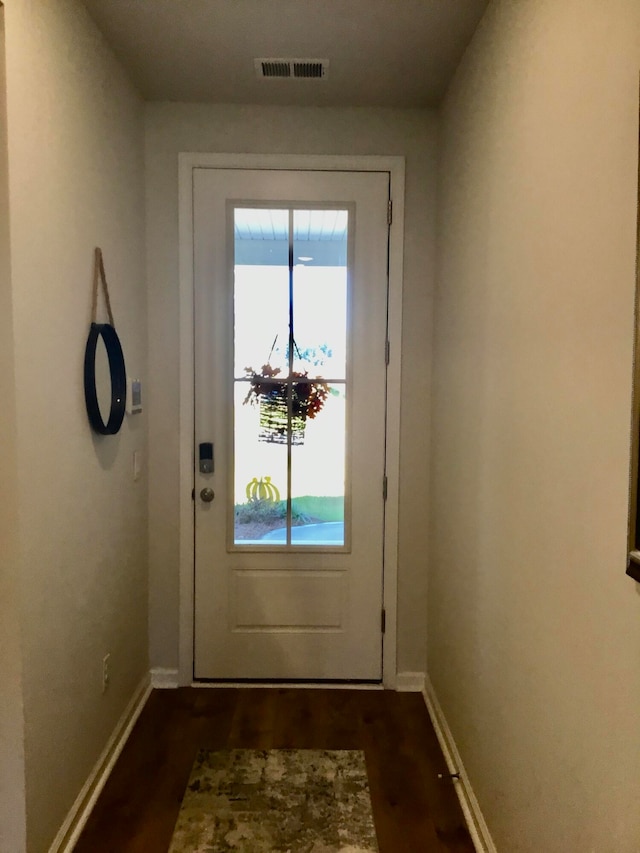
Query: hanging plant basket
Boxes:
[{"xmin": 243, "ymin": 364, "xmax": 329, "ymax": 446}]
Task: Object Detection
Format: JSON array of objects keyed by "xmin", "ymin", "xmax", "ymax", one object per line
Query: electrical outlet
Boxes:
[{"xmin": 102, "ymin": 653, "xmax": 110, "ymax": 693}]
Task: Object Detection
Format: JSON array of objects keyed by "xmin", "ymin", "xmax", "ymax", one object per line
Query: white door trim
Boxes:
[{"xmin": 177, "ymin": 153, "xmax": 405, "ymax": 688}]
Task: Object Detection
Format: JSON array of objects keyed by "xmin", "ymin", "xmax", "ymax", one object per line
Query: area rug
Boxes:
[{"xmin": 168, "ymin": 749, "xmax": 379, "ymax": 853}]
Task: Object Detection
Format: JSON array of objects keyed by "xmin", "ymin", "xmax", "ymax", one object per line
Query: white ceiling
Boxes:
[{"xmin": 81, "ymin": 0, "xmax": 488, "ymax": 107}]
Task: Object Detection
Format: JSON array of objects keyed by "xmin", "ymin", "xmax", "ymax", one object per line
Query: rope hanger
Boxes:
[{"xmin": 91, "ymin": 247, "xmax": 115, "ymax": 327}]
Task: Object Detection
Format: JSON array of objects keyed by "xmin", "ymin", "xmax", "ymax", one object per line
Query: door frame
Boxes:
[{"xmin": 177, "ymin": 153, "xmax": 405, "ymax": 688}]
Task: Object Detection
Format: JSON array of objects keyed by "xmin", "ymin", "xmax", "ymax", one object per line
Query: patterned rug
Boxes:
[{"xmin": 168, "ymin": 749, "xmax": 379, "ymax": 853}]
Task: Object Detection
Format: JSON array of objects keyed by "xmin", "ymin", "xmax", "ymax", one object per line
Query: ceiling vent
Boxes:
[{"xmin": 254, "ymin": 58, "xmax": 329, "ymax": 80}]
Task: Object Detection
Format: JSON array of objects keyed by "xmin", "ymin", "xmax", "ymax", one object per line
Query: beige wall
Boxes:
[
  {"xmin": 0, "ymin": 6, "xmax": 26, "ymax": 852},
  {"xmin": 430, "ymin": 1, "xmax": 640, "ymax": 850},
  {"xmin": 145, "ymin": 104, "xmax": 437, "ymax": 674},
  {"xmin": 4, "ymin": 1, "xmax": 147, "ymax": 850}
]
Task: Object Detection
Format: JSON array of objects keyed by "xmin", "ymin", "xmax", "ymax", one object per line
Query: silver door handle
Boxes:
[{"xmin": 200, "ymin": 487, "xmax": 215, "ymax": 503}]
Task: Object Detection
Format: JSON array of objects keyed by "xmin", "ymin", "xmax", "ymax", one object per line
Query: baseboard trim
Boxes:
[
  {"xmin": 151, "ymin": 667, "xmax": 179, "ymax": 689},
  {"xmin": 48, "ymin": 674, "xmax": 151, "ymax": 853},
  {"xmin": 395, "ymin": 671, "xmax": 426, "ymax": 692},
  {"xmin": 422, "ymin": 676, "xmax": 497, "ymax": 853}
]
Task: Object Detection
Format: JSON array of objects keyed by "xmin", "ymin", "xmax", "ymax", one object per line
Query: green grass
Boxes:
[
  {"xmin": 291, "ymin": 496, "xmax": 344, "ymax": 522},
  {"xmin": 234, "ymin": 495, "xmax": 344, "ymax": 525}
]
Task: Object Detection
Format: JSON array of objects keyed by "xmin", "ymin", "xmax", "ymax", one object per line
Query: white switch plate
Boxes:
[{"xmin": 126, "ymin": 378, "xmax": 142, "ymax": 415}]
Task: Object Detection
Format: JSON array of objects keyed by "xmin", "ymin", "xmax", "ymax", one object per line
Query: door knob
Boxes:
[{"xmin": 200, "ymin": 487, "xmax": 215, "ymax": 503}]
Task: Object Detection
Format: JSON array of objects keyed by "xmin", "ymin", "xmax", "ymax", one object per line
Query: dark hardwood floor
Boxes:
[{"xmin": 75, "ymin": 688, "xmax": 474, "ymax": 852}]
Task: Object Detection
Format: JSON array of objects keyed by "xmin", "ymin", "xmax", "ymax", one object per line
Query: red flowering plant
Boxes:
[{"xmin": 243, "ymin": 363, "xmax": 329, "ymax": 444}]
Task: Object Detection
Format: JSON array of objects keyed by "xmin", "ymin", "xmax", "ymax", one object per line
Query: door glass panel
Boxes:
[
  {"xmin": 292, "ymin": 210, "xmax": 348, "ymax": 379},
  {"xmin": 233, "ymin": 208, "xmax": 289, "ymax": 376},
  {"xmin": 233, "ymin": 383, "xmax": 288, "ymax": 543},
  {"xmin": 290, "ymin": 383, "xmax": 346, "ymax": 546},
  {"xmin": 291, "ymin": 210, "xmax": 347, "ymax": 546},
  {"xmin": 233, "ymin": 206, "xmax": 348, "ymax": 548}
]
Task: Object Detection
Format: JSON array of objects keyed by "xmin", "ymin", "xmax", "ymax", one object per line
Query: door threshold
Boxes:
[{"xmin": 190, "ymin": 679, "xmax": 384, "ymax": 690}]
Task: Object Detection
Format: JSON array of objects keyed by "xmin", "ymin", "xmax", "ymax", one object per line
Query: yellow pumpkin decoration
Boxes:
[{"xmin": 245, "ymin": 476, "xmax": 281, "ymax": 503}]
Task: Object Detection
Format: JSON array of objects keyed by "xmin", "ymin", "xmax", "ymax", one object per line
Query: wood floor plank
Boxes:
[
  {"xmin": 188, "ymin": 687, "xmax": 239, "ymax": 751},
  {"xmin": 395, "ymin": 692, "xmax": 474, "ymax": 851},
  {"xmin": 74, "ymin": 687, "xmax": 474, "ymax": 853},
  {"xmin": 272, "ymin": 687, "xmax": 328, "ymax": 748},
  {"xmin": 226, "ymin": 686, "xmax": 277, "ymax": 749},
  {"xmin": 362, "ymin": 691, "xmax": 446, "ymax": 852}
]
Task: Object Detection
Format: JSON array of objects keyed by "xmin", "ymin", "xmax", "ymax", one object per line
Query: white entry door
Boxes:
[{"xmin": 193, "ymin": 167, "xmax": 390, "ymax": 680}]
